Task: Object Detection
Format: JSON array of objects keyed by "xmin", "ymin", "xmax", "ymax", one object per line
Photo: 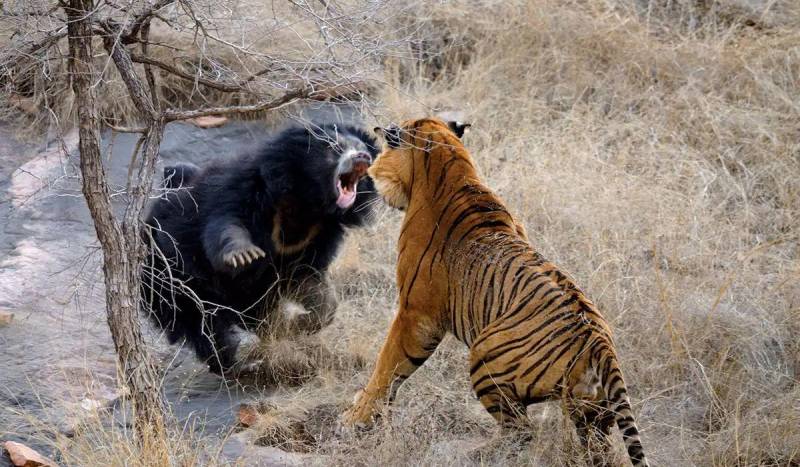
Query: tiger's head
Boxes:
[{"xmin": 368, "ymin": 118, "xmax": 471, "ymax": 210}]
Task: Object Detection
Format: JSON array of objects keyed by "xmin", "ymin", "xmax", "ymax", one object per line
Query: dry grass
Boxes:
[
  {"xmin": 248, "ymin": 1, "xmax": 800, "ymax": 465},
  {"xmin": 5, "ymin": 389, "xmax": 222, "ymax": 467},
  {"xmin": 4, "ymin": 0, "xmax": 799, "ymax": 465},
  {"xmin": 238, "ymin": 333, "xmax": 368, "ymax": 387},
  {"xmin": 55, "ymin": 423, "xmax": 209, "ymax": 467}
]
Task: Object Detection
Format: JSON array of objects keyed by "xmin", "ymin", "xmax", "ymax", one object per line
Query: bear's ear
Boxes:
[{"xmin": 447, "ymin": 121, "xmax": 471, "ymax": 139}]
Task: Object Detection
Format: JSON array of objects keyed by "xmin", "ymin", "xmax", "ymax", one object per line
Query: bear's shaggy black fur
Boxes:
[{"xmin": 141, "ymin": 123, "xmax": 379, "ymax": 375}]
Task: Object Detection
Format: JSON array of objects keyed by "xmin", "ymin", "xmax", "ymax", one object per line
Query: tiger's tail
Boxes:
[{"xmin": 596, "ymin": 345, "xmax": 649, "ymax": 467}]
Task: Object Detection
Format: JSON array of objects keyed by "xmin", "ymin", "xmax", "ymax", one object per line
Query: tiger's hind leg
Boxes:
[
  {"xmin": 474, "ymin": 383, "xmax": 529, "ymax": 431},
  {"xmin": 567, "ymin": 399, "xmax": 615, "ymax": 466},
  {"xmin": 468, "ymin": 376, "xmax": 532, "ymax": 462},
  {"xmin": 470, "ymin": 352, "xmax": 532, "ymax": 454},
  {"xmin": 469, "ymin": 339, "xmax": 530, "ymax": 431},
  {"xmin": 565, "ymin": 362, "xmax": 615, "ymax": 465}
]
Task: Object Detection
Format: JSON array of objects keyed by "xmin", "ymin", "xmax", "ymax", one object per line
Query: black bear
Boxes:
[{"xmin": 141, "ymin": 123, "xmax": 379, "ymax": 375}]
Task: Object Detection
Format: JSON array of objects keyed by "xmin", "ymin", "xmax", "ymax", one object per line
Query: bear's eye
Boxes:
[{"xmin": 385, "ymin": 125, "xmax": 402, "ymax": 148}]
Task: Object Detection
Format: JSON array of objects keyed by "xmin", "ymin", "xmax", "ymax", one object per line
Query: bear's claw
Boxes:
[{"xmin": 223, "ymin": 245, "xmax": 266, "ymax": 268}]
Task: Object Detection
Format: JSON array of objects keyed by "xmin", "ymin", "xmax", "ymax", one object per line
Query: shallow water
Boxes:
[{"xmin": 0, "ymin": 104, "xmax": 359, "ymax": 465}]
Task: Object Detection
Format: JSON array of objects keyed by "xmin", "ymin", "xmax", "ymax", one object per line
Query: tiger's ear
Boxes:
[
  {"xmin": 447, "ymin": 121, "xmax": 472, "ymax": 139},
  {"xmin": 374, "ymin": 125, "xmax": 402, "ymax": 148}
]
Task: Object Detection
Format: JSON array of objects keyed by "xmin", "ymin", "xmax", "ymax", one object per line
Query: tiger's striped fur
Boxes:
[{"xmin": 341, "ymin": 118, "xmax": 648, "ymax": 466}]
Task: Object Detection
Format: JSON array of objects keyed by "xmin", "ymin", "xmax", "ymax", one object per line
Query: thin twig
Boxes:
[{"xmin": 107, "ymin": 123, "xmax": 147, "ymax": 133}]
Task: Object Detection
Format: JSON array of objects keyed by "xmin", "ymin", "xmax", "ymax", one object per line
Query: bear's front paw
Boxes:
[{"xmin": 223, "ymin": 245, "xmax": 266, "ymax": 268}]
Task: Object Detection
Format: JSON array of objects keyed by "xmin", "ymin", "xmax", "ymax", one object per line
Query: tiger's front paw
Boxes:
[
  {"xmin": 338, "ymin": 389, "xmax": 379, "ymax": 432},
  {"xmin": 222, "ymin": 244, "xmax": 266, "ymax": 268}
]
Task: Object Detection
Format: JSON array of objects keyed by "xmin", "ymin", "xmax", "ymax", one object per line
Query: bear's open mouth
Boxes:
[{"xmin": 336, "ymin": 152, "xmax": 371, "ymax": 209}]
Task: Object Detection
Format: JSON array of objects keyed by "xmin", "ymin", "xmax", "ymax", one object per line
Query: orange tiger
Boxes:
[{"xmin": 341, "ymin": 117, "xmax": 648, "ymax": 466}]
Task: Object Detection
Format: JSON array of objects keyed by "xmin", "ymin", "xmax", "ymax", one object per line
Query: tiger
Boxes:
[{"xmin": 340, "ymin": 117, "xmax": 648, "ymax": 466}]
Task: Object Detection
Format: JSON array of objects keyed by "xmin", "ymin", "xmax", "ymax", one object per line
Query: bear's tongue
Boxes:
[
  {"xmin": 336, "ymin": 178, "xmax": 357, "ymax": 209},
  {"xmin": 336, "ymin": 159, "xmax": 370, "ymax": 209}
]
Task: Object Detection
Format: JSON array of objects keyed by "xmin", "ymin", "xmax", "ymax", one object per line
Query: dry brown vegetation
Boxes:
[
  {"xmin": 254, "ymin": 1, "xmax": 800, "ymax": 465},
  {"xmin": 4, "ymin": 0, "xmax": 800, "ymax": 465}
]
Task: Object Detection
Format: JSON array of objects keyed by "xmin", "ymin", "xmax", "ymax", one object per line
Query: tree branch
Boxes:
[
  {"xmin": 161, "ymin": 80, "xmax": 367, "ymax": 122},
  {"xmin": 140, "ymin": 19, "xmax": 160, "ymax": 112},
  {"xmin": 102, "ymin": 38, "xmax": 157, "ymax": 120},
  {"xmin": 122, "ymin": 0, "xmax": 176, "ymax": 44},
  {"xmin": 123, "ymin": 122, "xmax": 163, "ymax": 251},
  {"xmin": 100, "ymin": 32, "xmax": 165, "ymax": 253},
  {"xmin": 101, "ymin": 36, "xmax": 164, "ymax": 249},
  {"xmin": 128, "ymin": 52, "xmax": 299, "ymax": 94},
  {"xmin": 129, "ymin": 52, "xmax": 246, "ymax": 93},
  {"xmin": 162, "ymin": 87, "xmax": 310, "ymax": 121},
  {"xmin": 106, "ymin": 122, "xmax": 147, "ymax": 133},
  {"xmin": 18, "ymin": 29, "xmax": 68, "ymax": 57}
]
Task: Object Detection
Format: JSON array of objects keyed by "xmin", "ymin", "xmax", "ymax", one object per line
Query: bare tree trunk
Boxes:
[{"xmin": 65, "ymin": 0, "xmax": 165, "ymax": 439}]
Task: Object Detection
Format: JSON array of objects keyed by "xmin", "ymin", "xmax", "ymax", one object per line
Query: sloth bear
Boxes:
[{"xmin": 141, "ymin": 123, "xmax": 379, "ymax": 375}]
